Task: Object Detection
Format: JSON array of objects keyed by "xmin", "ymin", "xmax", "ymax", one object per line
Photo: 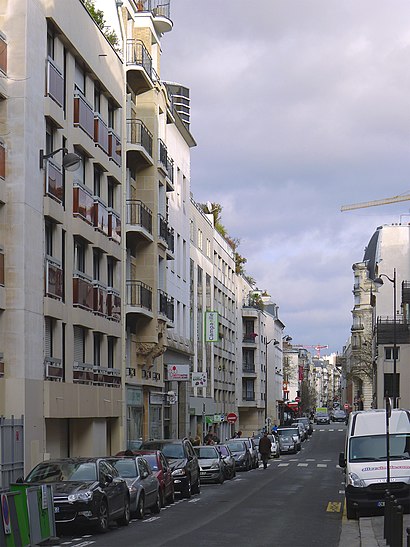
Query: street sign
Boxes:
[
  {"xmin": 227, "ymin": 412, "xmax": 238, "ymax": 424},
  {"xmin": 1, "ymin": 493, "xmax": 11, "ymax": 535},
  {"xmin": 295, "ymin": 396, "xmax": 301, "ymax": 402}
]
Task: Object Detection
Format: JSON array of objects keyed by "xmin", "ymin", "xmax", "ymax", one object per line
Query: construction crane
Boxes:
[
  {"xmin": 292, "ymin": 344, "xmax": 329, "ymax": 358},
  {"xmin": 341, "ymin": 193, "xmax": 410, "ymax": 212}
]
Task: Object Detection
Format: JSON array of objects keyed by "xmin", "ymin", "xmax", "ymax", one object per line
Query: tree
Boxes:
[{"xmin": 82, "ymin": 0, "xmax": 119, "ymax": 49}]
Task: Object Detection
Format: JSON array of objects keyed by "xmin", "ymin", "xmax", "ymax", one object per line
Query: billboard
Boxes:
[
  {"xmin": 167, "ymin": 364, "xmax": 190, "ymax": 381},
  {"xmin": 192, "ymin": 372, "xmax": 207, "ymax": 388},
  {"xmin": 205, "ymin": 311, "xmax": 219, "ymax": 342}
]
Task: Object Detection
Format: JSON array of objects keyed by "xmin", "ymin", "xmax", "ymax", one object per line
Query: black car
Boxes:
[
  {"xmin": 226, "ymin": 440, "xmax": 252, "ymax": 471},
  {"xmin": 139, "ymin": 439, "xmax": 200, "ymax": 498},
  {"xmin": 295, "ymin": 417, "xmax": 313, "ymax": 435},
  {"xmin": 332, "ymin": 410, "xmax": 347, "ymax": 423},
  {"xmin": 23, "ymin": 457, "xmax": 130, "ymax": 533}
]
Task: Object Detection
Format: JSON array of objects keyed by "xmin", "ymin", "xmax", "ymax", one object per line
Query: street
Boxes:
[{"xmin": 55, "ymin": 425, "xmax": 346, "ymax": 547}]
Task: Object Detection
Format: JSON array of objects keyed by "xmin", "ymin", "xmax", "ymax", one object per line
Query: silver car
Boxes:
[
  {"xmin": 107, "ymin": 456, "xmax": 161, "ymax": 518},
  {"xmin": 194, "ymin": 445, "xmax": 225, "ymax": 484},
  {"xmin": 241, "ymin": 437, "xmax": 259, "ymax": 469}
]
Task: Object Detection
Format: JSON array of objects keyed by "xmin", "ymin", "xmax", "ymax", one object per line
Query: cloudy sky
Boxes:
[{"xmin": 100, "ymin": 0, "xmax": 410, "ymax": 355}]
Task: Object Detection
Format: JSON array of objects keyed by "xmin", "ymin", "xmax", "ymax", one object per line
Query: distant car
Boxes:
[
  {"xmin": 315, "ymin": 412, "xmax": 331, "ymax": 425},
  {"xmin": 215, "ymin": 444, "xmax": 236, "ymax": 479},
  {"xmin": 332, "ymin": 410, "xmax": 347, "ymax": 423},
  {"xmin": 295, "ymin": 417, "xmax": 313, "ymax": 436},
  {"xmin": 226, "ymin": 440, "xmax": 252, "ymax": 471},
  {"xmin": 23, "ymin": 457, "xmax": 130, "ymax": 533},
  {"xmin": 194, "ymin": 445, "xmax": 225, "ymax": 484},
  {"xmin": 278, "ymin": 435, "xmax": 297, "ymax": 455},
  {"xmin": 139, "ymin": 439, "xmax": 200, "ymax": 498},
  {"xmin": 106, "ymin": 456, "xmax": 161, "ymax": 518},
  {"xmin": 291, "ymin": 422, "xmax": 307, "ymax": 441},
  {"xmin": 277, "ymin": 427, "xmax": 301, "ymax": 451},
  {"xmin": 240, "ymin": 437, "xmax": 259, "ymax": 468},
  {"xmin": 131, "ymin": 450, "xmax": 175, "ymax": 506},
  {"xmin": 253, "ymin": 435, "xmax": 280, "ymax": 459}
]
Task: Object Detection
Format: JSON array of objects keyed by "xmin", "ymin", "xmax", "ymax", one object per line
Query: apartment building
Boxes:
[{"xmin": 0, "ymin": 0, "xmax": 124, "ymax": 471}]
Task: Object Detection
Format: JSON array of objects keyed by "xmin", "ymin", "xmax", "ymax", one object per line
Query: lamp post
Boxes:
[
  {"xmin": 373, "ymin": 269, "xmax": 397, "ymax": 408},
  {"xmin": 265, "ymin": 338, "xmax": 279, "ymax": 430}
]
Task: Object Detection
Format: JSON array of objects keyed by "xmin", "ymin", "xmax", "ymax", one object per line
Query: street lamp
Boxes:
[
  {"xmin": 265, "ymin": 338, "xmax": 279, "ymax": 430},
  {"xmin": 39, "ymin": 147, "xmax": 81, "ymax": 171},
  {"xmin": 373, "ymin": 269, "xmax": 398, "ymax": 408}
]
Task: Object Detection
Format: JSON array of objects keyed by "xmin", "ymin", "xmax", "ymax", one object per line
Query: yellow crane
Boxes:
[{"xmin": 341, "ymin": 193, "xmax": 410, "ymax": 212}]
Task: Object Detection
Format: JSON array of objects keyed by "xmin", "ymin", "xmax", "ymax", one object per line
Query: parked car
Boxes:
[
  {"xmin": 295, "ymin": 417, "xmax": 313, "ymax": 435},
  {"xmin": 315, "ymin": 412, "xmax": 331, "ymax": 425},
  {"xmin": 278, "ymin": 434, "xmax": 297, "ymax": 455},
  {"xmin": 23, "ymin": 457, "xmax": 130, "ymax": 533},
  {"xmin": 253, "ymin": 435, "xmax": 280, "ymax": 459},
  {"xmin": 241, "ymin": 437, "xmax": 259, "ymax": 468},
  {"xmin": 291, "ymin": 422, "xmax": 307, "ymax": 441},
  {"xmin": 226, "ymin": 440, "xmax": 252, "ymax": 471},
  {"xmin": 277, "ymin": 427, "xmax": 301, "ymax": 451},
  {"xmin": 215, "ymin": 444, "xmax": 236, "ymax": 479},
  {"xmin": 131, "ymin": 450, "xmax": 175, "ymax": 506},
  {"xmin": 106, "ymin": 456, "xmax": 160, "ymax": 518},
  {"xmin": 194, "ymin": 445, "xmax": 225, "ymax": 484},
  {"xmin": 332, "ymin": 409, "xmax": 347, "ymax": 423},
  {"xmin": 139, "ymin": 439, "xmax": 200, "ymax": 498}
]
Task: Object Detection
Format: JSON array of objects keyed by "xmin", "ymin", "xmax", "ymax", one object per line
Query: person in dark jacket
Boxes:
[{"xmin": 259, "ymin": 432, "xmax": 272, "ymax": 469}]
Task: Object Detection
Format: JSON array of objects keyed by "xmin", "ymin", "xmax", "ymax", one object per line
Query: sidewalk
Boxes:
[{"xmin": 339, "ymin": 514, "xmax": 410, "ymax": 546}]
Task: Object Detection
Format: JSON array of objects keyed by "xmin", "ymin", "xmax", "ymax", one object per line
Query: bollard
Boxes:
[
  {"xmin": 384, "ymin": 490, "xmax": 391, "ymax": 541},
  {"xmin": 391, "ymin": 504, "xmax": 403, "ymax": 547}
]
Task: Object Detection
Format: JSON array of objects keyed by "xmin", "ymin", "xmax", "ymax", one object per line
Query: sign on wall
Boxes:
[
  {"xmin": 192, "ymin": 372, "xmax": 207, "ymax": 387},
  {"xmin": 205, "ymin": 311, "xmax": 219, "ymax": 342},
  {"xmin": 168, "ymin": 364, "xmax": 190, "ymax": 381}
]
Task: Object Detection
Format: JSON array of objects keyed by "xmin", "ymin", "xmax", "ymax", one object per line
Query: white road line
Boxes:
[
  {"xmin": 317, "ymin": 464, "xmax": 327, "ymax": 468},
  {"xmin": 288, "ymin": 459, "xmax": 298, "ymax": 461},
  {"xmin": 338, "ymin": 429, "xmax": 344, "ymax": 432},
  {"xmin": 329, "ymin": 429, "xmax": 334, "ymax": 432},
  {"xmin": 305, "ymin": 459, "xmax": 315, "ymax": 461},
  {"xmin": 188, "ymin": 498, "xmax": 201, "ymax": 503},
  {"xmin": 297, "ymin": 463, "xmax": 308, "ymax": 467},
  {"xmin": 278, "ymin": 463, "xmax": 289, "ymax": 467},
  {"xmin": 322, "ymin": 459, "xmax": 332, "ymax": 462},
  {"xmin": 143, "ymin": 517, "xmax": 160, "ymax": 523}
]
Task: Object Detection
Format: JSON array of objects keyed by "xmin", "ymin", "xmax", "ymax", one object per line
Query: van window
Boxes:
[{"xmin": 349, "ymin": 434, "xmax": 410, "ymax": 462}]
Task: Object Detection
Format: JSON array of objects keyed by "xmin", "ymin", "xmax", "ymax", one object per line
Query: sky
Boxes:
[{"xmin": 99, "ymin": 0, "xmax": 410, "ymax": 355}]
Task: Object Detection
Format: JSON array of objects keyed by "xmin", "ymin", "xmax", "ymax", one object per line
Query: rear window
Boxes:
[
  {"xmin": 194, "ymin": 447, "xmax": 218, "ymax": 458},
  {"xmin": 109, "ymin": 459, "xmax": 137, "ymax": 478},
  {"xmin": 227, "ymin": 441, "xmax": 245, "ymax": 452}
]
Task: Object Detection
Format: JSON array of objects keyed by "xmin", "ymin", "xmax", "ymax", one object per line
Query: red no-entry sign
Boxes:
[{"xmin": 227, "ymin": 413, "xmax": 238, "ymax": 423}]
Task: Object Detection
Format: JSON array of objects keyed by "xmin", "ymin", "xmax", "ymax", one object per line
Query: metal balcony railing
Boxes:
[
  {"xmin": 127, "ymin": 119, "xmax": 153, "ymax": 157},
  {"xmin": 126, "ymin": 280, "xmax": 153, "ymax": 311},
  {"xmin": 127, "ymin": 200, "xmax": 153, "ymax": 234},
  {"xmin": 126, "ymin": 39, "xmax": 153, "ymax": 77}
]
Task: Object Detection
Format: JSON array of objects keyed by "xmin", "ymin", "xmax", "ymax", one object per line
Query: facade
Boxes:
[{"xmin": 0, "ymin": 0, "xmax": 124, "ymax": 472}]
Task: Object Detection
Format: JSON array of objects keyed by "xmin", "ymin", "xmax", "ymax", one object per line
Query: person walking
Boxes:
[{"xmin": 259, "ymin": 432, "xmax": 272, "ymax": 469}]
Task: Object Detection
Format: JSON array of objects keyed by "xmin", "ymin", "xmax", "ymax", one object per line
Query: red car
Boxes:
[{"xmin": 118, "ymin": 450, "xmax": 175, "ymax": 507}]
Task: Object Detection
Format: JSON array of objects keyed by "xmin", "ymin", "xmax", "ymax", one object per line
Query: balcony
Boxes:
[
  {"xmin": 73, "ymin": 90, "xmax": 94, "ymax": 139},
  {"xmin": 243, "ymin": 334, "xmax": 258, "ymax": 344},
  {"xmin": 351, "ymin": 321, "xmax": 364, "ymax": 332},
  {"xmin": 73, "ymin": 183, "xmax": 94, "ymax": 226},
  {"xmin": 94, "ymin": 113, "xmax": 109, "ymax": 154},
  {"xmin": 73, "ymin": 272, "xmax": 93, "ymax": 311},
  {"xmin": 107, "ymin": 289, "xmax": 121, "ymax": 322},
  {"xmin": 44, "ymin": 357, "xmax": 63, "ymax": 382},
  {"xmin": 242, "ymin": 364, "xmax": 256, "ymax": 374},
  {"xmin": 126, "ymin": 280, "xmax": 153, "ymax": 318},
  {"xmin": 126, "ymin": 200, "xmax": 153, "ymax": 244},
  {"xmin": 92, "ymin": 366, "xmax": 121, "ymax": 388},
  {"xmin": 136, "ymin": 0, "xmax": 172, "ymax": 34},
  {"xmin": 158, "ymin": 289, "xmax": 174, "ymax": 323},
  {"xmin": 44, "ymin": 160, "xmax": 63, "ymax": 203},
  {"xmin": 108, "ymin": 129, "xmax": 121, "ymax": 166},
  {"xmin": 158, "ymin": 214, "xmax": 174, "ymax": 258},
  {"xmin": 93, "ymin": 197, "xmax": 109, "ymax": 236},
  {"xmin": 126, "ymin": 39, "xmax": 156, "ymax": 94},
  {"xmin": 158, "ymin": 139, "xmax": 174, "ymax": 191},
  {"xmin": 73, "ymin": 362, "xmax": 94, "ymax": 385},
  {"xmin": 108, "ymin": 208, "xmax": 121, "ymax": 244},
  {"xmin": 45, "ymin": 257, "xmax": 63, "ymax": 300},
  {"xmin": 126, "ymin": 119, "xmax": 153, "ymax": 168},
  {"xmin": 46, "ymin": 58, "xmax": 64, "ymax": 107},
  {"xmin": 93, "ymin": 281, "xmax": 107, "ymax": 316},
  {"xmin": 376, "ymin": 317, "xmax": 410, "ymax": 345}
]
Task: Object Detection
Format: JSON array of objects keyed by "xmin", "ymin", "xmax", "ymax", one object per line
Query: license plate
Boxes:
[
  {"xmin": 54, "ymin": 506, "xmax": 60, "ymax": 513},
  {"xmin": 377, "ymin": 501, "xmax": 385, "ymax": 507}
]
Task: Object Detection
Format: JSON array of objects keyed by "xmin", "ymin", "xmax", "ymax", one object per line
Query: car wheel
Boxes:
[
  {"xmin": 135, "ymin": 494, "xmax": 145, "ymax": 520},
  {"xmin": 151, "ymin": 490, "xmax": 161, "ymax": 514},
  {"xmin": 346, "ymin": 500, "xmax": 356, "ymax": 520},
  {"xmin": 95, "ymin": 500, "xmax": 109, "ymax": 533},
  {"xmin": 183, "ymin": 477, "xmax": 192, "ymax": 498},
  {"xmin": 232, "ymin": 467, "xmax": 236, "ymax": 478},
  {"xmin": 218, "ymin": 472, "xmax": 224, "ymax": 484},
  {"xmin": 117, "ymin": 497, "xmax": 130, "ymax": 527}
]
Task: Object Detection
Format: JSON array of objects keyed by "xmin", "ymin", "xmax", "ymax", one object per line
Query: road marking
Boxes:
[
  {"xmin": 188, "ymin": 498, "xmax": 201, "ymax": 503},
  {"xmin": 143, "ymin": 517, "xmax": 160, "ymax": 523},
  {"xmin": 297, "ymin": 463, "xmax": 308, "ymax": 467},
  {"xmin": 327, "ymin": 501, "xmax": 342, "ymax": 512},
  {"xmin": 278, "ymin": 463, "xmax": 289, "ymax": 467},
  {"xmin": 338, "ymin": 429, "xmax": 344, "ymax": 432},
  {"xmin": 339, "ymin": 490, "xmax": 345, "ymax": 494},
  {"xmin": 317, "ymin": 464, "xmax": 327, "ymax": 468},
  {"xmin": 288, "ymin": 459, "xmax": 298, "ymax": 462},
  {"xmin": 322, "ymin": 459, "xmax": 331, "ymax": 462},
  {"xmin": 306, "ymin": 459, "xmax": 315, "ymax": 461}
]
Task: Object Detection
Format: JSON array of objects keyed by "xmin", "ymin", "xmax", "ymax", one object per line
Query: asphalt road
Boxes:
[{"xmin": 55, "ymin": 424, "xmax": 347, "ymax": 547}]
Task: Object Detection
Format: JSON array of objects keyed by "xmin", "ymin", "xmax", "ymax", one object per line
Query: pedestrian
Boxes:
[
  {"xmin": 259, "ymin": 432, "xmax": 272, "ymax": 469},
  {"xmin": 192, "ymin": 434, "xmax": 201, "ymax": 446},
  {"xmin": 236, "ymin": 430, "xmax": 242, "ymax": 438}
]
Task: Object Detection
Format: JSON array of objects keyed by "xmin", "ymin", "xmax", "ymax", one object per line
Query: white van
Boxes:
[{"xmin": 339, "ymin": 409, "xmax": 410, "ymax": 519}]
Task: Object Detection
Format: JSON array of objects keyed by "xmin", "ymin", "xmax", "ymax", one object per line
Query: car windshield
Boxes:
[
  {"xmin": 194, "ymin": 447, "xmax": 217, "ymax": 459},
  {"xmin": 109, "ymin": 459, "xmax": 137, "ymax": 478},
  {"xmin": 317, "ymin": 413, "xmax": 329, "ymax": 417},
  {"xmin": 160, "ymin": 444, "xmax": 185, "ymax": 459},
  {"xmin": 227, "ymin": 441, "xmax": 245, "ymax": 453},
  {"xmin": 280, "ymin": 436, "xmax": 293, "ymax": 444},
  {"xmin": 217, "ymin": 445, "xmax": 229, "ymax": 456},
  {"xmin": 141, "ymin": 454, "xmax": 158, "ymax": 471},
  {"xmin": 26, "ymin": 461, "xmax": 97, "ymax": 483},
  {"xmin": 334, "ymin": 411, "xmax": 346, "ymax": 417},
  {"xmin": 349, "ymin": 434, "xmax": 410, "ymax": 462},
  {"xmin": 278, "ymin": 428, "xmax": 298, "ymax": 436}
]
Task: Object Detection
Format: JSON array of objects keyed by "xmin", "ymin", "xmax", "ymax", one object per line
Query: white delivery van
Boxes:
[{"xmin": 339, "ymin": 408, "xmax": 410, "ymax": 519}]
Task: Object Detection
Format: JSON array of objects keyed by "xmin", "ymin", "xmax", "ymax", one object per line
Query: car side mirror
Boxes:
[
  {"xmin": 339, "ymin": 452, "xmax": 346, "ymax": 468},
  {"xmin": 104, "ymin": 474, "xmax": 113, "ymax": 484}
]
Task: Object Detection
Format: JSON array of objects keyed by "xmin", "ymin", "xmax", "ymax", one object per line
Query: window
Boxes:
[
  {"xmin": 74, "ymin": 238, "xmax": 86, "ymax": 273},
  {"xmin": 45, "ymin": 221, "xmax": 53, "ymax": 257},
  {"xmin": 47, "ymin": 26, "xmax": 54, "ymax": 59},
  {"xmin": 46, "ymin": 122, "xmax": 54, "ymax": 156},
  {"xmin": 74, "ymin": 62, "xmax": 85, "ymax": 95},
  {"xmin": 242, "ymin": 379, "xmax": 255, "ymax": 400},
  {"xmin": 108, "ymin": 337, "xmax": 115, "ymax": 369},
  {"xmin": 93, "ymin": 332, "xmax": 101, "ymax": 367},
  {"xmin": 93, "ymin": 165, "xmax": 101, "ymax": 197},
  {"xmin": 108, "ymin": 178, "xmax": 115, "ymax": 209},
  {"xmin": 197, "ymin": 228, "xmax": 203, "ymax": 250},
  {"xmin": 108, "ymin": 102, "xmax": 115, "ymax": 130},
  {"xmin": 206, "ymin": 238, "xmax": 211, "ymax": 258},
  {"xmin": 94, "ymin": 84, "xmax": 101, "ymax": 113},
  {"xmin": 107, "ymin": 257, "xmax": 115, "ymax": 287},
  {"xmin": 384, "ymin": 373, "xmax": 400, "ymax": 398},
  {"xmin": 385, "ymin": 347, "xmax": 400, "ymax": 360},
  {"xmin": 93, "ymin": 249, "xmax": 101, "ymax": 281},
  {"xmin": 189, "ymin": 219, "xmax": 194, "ymax": 242}
]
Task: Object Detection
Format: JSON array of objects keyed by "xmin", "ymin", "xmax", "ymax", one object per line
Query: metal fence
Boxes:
[{"xmin": 0, "ymin": 415, "xmax": 24, "ymax": 488}]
